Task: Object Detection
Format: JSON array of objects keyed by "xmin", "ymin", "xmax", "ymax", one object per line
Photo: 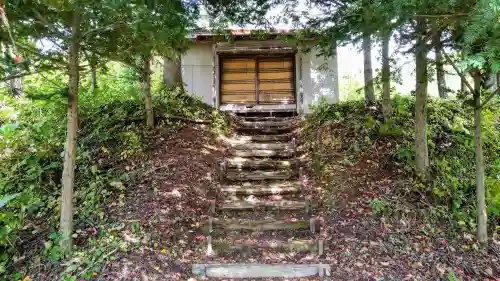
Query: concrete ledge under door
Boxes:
[{"xmin": 219, "ymin": 104, "xmax": 297, "ymax": 113}]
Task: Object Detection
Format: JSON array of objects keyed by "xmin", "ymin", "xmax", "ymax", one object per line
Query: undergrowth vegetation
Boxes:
[
  {"xmin": 0, "ymin": 63, "xmax": 227, "ymax": 277},
  {"xmin": 304, "ymin": 96, "xmax": 500, "ymax": 231}
]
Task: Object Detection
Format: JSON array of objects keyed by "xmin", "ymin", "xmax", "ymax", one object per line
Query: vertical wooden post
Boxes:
[
  {"xmin": 310, "ymin": 218, "xmax": 315, "ymax": 233},
  {"xmin": 318, "ymin": 239, "xmax": 324, "ymax": 256},
  {"xmin": 210, "ymin": 200, "xmax": 216, "ymax": 214},
  {"xmin": 219, "ymin": 158, "xmax": 227, "ymax": 182},
  {"xmin": 305, "ymin": 195, "xmax": 311, "ymax": 214},
  {"xmin": 207, "ymin": 217, "xmax": 213, "ymax": 256}
]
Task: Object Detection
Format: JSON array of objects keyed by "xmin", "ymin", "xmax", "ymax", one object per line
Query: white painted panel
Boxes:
[
  {"xmin": 300, "ymin": 51, "xmax": 312, "ymax": 114},
  {"xmin": 303, "ymin": 47, "xmax": 339, "ymax": 114},
  {"xmin": 193, "ymin": 65, "xmax": 213, "ymax": 105},
  {"xmin": 181, "ymin": 43, "xmax": 214, "ymax": 106}
]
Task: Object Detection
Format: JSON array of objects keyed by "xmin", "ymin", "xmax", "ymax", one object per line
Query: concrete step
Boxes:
[
  {"xmin": 192, "ymin": 263, "xmax": 331, "ymax": 278},
  {"xmin": 232, "ymin": 149, "xmax": 293, "ymax": 158},
  {"xmin": 231, "ymin": 133, "xmax": 293, "ymax": 142},
  {"xmin": 220, "ymin": 199, "xmax": 307, "ymax": 211},
  {"xmin": 226, "ymin": 170, "xmax": 292, "ymax": 181},
  {"xmin": 227, "ymin": 158, "xmax": 295, "ymax": 169},
  {"xmin": 231, "ymin": 142, "xmax": 293, "ymax": 151},
  {"xmin": 212, "ymin": 218, "xmax": 310, "ymax": 231},
  {"xmin": 220, "ymin": 181, "xmax": 301, "ymax": 195}
]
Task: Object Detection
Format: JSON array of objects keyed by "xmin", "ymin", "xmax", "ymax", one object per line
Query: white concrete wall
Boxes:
[
  {"xmin": 300, "ymin": 47, "xmax": 339, "ymax": 114},
  {"xmin": 181, "ymin": 43, "xmax": 214, "ymax": 105},
  {"xmin": 181, "ymin": 42, "xmax": 339, "ymax": 115}
]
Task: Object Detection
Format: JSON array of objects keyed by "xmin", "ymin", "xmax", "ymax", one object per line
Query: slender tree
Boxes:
[
  {"xmin": 362, "ymin": 0, "xmax": 375, "ymax": 103},
  {"xmin": 414, "ymin": 16, "xmax": 430, "ymax": 178},
  {"xmin": 141, "ymin": 51, "xmax": 154, "ymax": 127},
  {"xmin": 381, "ymin": 29, "xmax": 392, "ymax": 121},
  {"xmin": 112, "ymin": 1, "xmax": 193, "ymax": 127},
  {"xmin": 0, "ymin": 3, "xmax": 24, "ymax": 96},
  {"xmin": 432, "ymin": 24, "xmax": 447, "ymax": 98},
  {"xmin": 472, "ymin": 70, "xmax": 487, "ymax": 244},
  {"xmin": 59, "ymin": 4, "xmax": 81, "ymax": 255},
  {"xmin": 362, "ymin": 32, "xmax": 375, "ymax": 103}
]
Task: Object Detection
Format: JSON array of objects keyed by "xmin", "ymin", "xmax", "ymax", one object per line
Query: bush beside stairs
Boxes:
[{"xmin": 192, "ymin": 114, "xmax": 331, "ymax": 279}]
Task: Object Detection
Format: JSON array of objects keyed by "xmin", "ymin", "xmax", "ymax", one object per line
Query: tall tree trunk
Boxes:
[
  {"xmin": 414, "ymin": 18, "xmax": 429, "ymax": 179},
  {"xmin": 433, "ymin": 27, "xmax": 447, "ymax": 98},
  {"xmin": 363, "ymin": 31, "xmax": 375, "ymax": 103},
  {"xmin": 7, "ymin": 45, "xmax": 23, "ymax": 97},
  {"xmin": 142, "ymin": 51, "xmax": 154, "ymax": 128},
  {"xmin": 163, "ymin": 55, "xmax": 182, "ymax": 89},
  {"xmin": 90, "ymin": 64, "xmax": 97, "ymax": 92},
  {"xmin": 473, "ymin": 71, "xmax": 487, "ymax": 245},
  {"xmin": 0, "ymin": 5, "xmax": 24, "ymax": 97},
  {"xmin": 381, "ymin": 30, "xmax": 392, "ymax": 121},
  {"xmin": 461, "ymin": 77, "xmax": 467, "ymax": 93},
  {"xmin": 60, "ymin": 7, "xmax": 81, "ymax": 256}
]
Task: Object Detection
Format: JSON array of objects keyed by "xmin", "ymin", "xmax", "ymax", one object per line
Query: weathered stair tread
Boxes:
[
  {"xmin": 237, "ymin": 120, "xmax": 294, "ymax": 128},
  {"xmin": 241, "ymin": 116, "xmax": 298, "ymax": 121},
  {"xmin": 220, "ymin": 181, "xmax": 301, "ymax": 195},
  {"xmin": 227, "ymin": 158, "xmax": 294, "ymax": 169},
  {"xmin": 232, "ymin": 133, "xmax": 293, "ymax": 142},
  {"xmin": 226, "ymin": 170, "xmax": 292, "ymax": 181},
  {"xmin": 213, "ymin": 218, "xmax": 310, "ymax": 231},
  {"xmin": 221, "ymin": 199, "xmax": 306, "ymax": 210},
  {"xmin": 192, "ymin": 263, "xmax": 331, "ymax": 278},
  {"xmin": 213, "ymin": 238, "xmax": 317, "ymax": 254},
  {"xmin": 229, "ymin": 238, "xmax": 316, "ymax": 251},
  {"xmin": 231, "ymin": 142, "xmax": 293, "ymax": 150},
  {"xmin": 236, "ymin": 125, "xmax": 294, "ymax": 134},
  {"xmin": 242, "ymin": 116, "xmax": 295, "ymax": 122},
  {"xmin": 232, "ymin": 149, "xmax": 293, "ymax": 158}
]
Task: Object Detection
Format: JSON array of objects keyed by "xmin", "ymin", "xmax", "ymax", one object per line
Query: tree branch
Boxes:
[
  {"xmin": 1, "ymin": 72, "xmax": 35, "ymax": 82},
  {"xmin": 441, "ymin": 51, "xmax": 475, "ymax": 93},
  {"xmin": 478, "ymin": 88, "xmax": 499, "ymax": 110}
]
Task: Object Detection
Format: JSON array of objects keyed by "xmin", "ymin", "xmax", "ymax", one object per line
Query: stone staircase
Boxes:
[{"xmin": 192, "ymin": 113, "xmax": 330, "ymax": 279}]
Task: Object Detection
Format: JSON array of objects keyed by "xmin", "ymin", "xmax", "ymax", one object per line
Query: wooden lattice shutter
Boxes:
[
  {"xmin": 220, "ymin": 58, "xmax": 257, "ymax": 104},
  {"xmin": 220, "ymin": 56, "xmax": 295, "ymax": 105},
  {"xmin": 257, "ymin": 57, "xmax": 294, "ymax": 104}
]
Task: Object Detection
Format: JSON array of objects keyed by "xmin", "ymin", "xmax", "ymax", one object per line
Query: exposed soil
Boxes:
[
  {"xmin": 98, "ymin": 124, "xmax": 228, "ymax": 280},
  {"xmin": 66, "ymin": 118, "xmax": 499, "ymax": 281},
  {"xmin": 300, "ymin": 119, "xmax": 500, "ymax": 281}
]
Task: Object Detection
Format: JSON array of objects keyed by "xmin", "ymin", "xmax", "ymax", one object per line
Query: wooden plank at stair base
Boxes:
[
  {"xmin": 221, "ymin": 200, "xmax": 306, "ymax": 210},
  {"xmin": 232, "ymin": 149, "xmax": 293, "ymax": 158},
  {"xmin": 226, "ymin": 170, "xmax": 292, "ymax": 181},
  {"xmin": 192, "ymin": 264, "xmax": 331, "ymax": 278},
  {"xmin": 232, "ymin": 133, "xmax": 293, "ymax": 142},
  {"xmin": 214, "ymin": 238, "xmax": 317, "ymax": 252},
  {"xmin": 220, "ymin": 181, "xmax": 301, "ymax": 195},
  {"xmin": 231, "ymin": 142, "xmax": 293, "ymax": 150},
  {"xmin": 242, "ymin": 116, "xmax": 295, "ymax": 122},
  {"xmin": 213, "ymin": 218, "xmax": 310, "ymax": 231},
  {"xmin": 235, "ymin": 125, "xmax": 294, "ymax": 134},
  {"xmin": 227, "ymin": 158, "xmax": 293, "ymax": 169},
  {"xmin": 236, "ymin": 120, "xmax": 294, "ymax": 128}
]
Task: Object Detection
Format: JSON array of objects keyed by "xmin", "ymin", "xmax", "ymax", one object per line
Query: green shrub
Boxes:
[
  {"xmin": 306, "ymin": 95, "xmax": 500, "ymax": 227},
  {"xmin": 0, "ymin": 61, "xmax": 227, "ymax": 273}
]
